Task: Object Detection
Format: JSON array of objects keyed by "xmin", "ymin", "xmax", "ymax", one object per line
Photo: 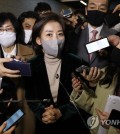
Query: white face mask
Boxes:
[
  {"xmin": 24, "ymin": 30, "xmax": 32, "ymax": 44},
  {"xmin": 41, "ymin": 39, "xmax": 65, "ymax": 58},
  {"xmin": 0, "ymin": 32, "xmax": 16, "ymax": 47}
]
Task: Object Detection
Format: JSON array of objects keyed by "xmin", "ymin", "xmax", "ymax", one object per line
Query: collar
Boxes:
[
  {"xmin": 2, "ymin": 45, "xmax": 16, "ymax": 58},
  {"xmin": 44, "ymin": 54, "xmax": 61, "ymax": 65},
  {"xmin": 88, "ymin": 23, "xmax": 103, "ymax": 34}
]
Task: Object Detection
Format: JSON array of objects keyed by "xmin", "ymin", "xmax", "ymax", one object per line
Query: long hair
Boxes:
[{"xmin": 99, "ymin": 61, "xmax": 120, "ymax": 93}]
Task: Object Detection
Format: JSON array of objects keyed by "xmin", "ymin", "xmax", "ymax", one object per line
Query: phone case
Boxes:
[{"xmin": 4, "ymin": 60, "xmax": 31, "ymax": 76}]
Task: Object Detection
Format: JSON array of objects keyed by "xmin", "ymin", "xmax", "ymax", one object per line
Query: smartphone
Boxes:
[
  {"xmin": 4, "ymin": 60, "xmax": 31, "ymax": 76},
  {"xmin": 71, "ymin": 72, "xmax": 96, "ymax": 97},
  {"xmin": 3, "ymin": 109, "xmax": 25, "ymax": 132},
  {"xmin": 86, "ymin": 38, "xmax": 110, "ymax": 53},
  {"xmin": 75, "ymin": 65, "xmax": 90, "ymax": 75}
]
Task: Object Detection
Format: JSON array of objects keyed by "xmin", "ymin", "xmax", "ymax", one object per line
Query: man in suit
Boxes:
[{"xmin": 67, "ymin": 0, "xmax": 118, "ymax": 68}]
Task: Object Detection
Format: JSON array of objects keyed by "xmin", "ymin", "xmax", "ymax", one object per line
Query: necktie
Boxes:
[{"xmin": 89, "ymin": 30, "xmax": 98, "ymax": 60}]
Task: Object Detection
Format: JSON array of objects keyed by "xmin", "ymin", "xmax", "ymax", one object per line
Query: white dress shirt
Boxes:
[
  {"xmin": 2, "ymin": 45, "xmax": 16, "ymax": 58},
  {"xmin": 88, "ymin": 24, "xmax": 103, "ymax": 41}
]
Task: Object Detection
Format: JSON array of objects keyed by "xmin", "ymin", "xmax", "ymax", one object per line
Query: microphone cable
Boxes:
[{"xmin": 56, "ymin": 74, "xmax": 90, "ymax": 132}]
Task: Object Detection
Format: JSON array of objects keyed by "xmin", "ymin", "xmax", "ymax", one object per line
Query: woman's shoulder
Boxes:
[{"xmin": 18, "ymin": 44, "xmax": 34, "ymax": 51}]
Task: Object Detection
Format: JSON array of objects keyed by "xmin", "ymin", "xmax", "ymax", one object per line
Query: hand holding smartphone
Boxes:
[
  {"xmin": 86, "ymin": 38, "xmax": 110, "ymax": 53},
  {"xmin": 3, "ymin": 109, "xmax": 25, "ymax": 132},
  {"xmin": 4, "ymin": 59, "xmax": 31, "ymax": 76}
]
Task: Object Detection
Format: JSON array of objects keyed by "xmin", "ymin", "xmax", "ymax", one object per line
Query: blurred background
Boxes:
[{"xmin": 0, "ymin": 0, "xmax": 119, "ymax": 17}]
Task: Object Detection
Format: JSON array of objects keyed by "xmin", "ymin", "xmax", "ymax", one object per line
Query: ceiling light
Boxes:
[{"xmin": 80, "ymin": 0, "xmax": 87, "ymax": 6}]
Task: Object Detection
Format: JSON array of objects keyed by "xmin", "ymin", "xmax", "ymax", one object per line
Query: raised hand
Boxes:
[{"xmin": 81, "ymin": 67, "xmax": 103, "ymax": 87}]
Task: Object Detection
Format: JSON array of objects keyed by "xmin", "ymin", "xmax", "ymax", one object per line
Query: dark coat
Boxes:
[{"xmin": 25, "ymin": 53, "xmax": 91, "ymax": 134}]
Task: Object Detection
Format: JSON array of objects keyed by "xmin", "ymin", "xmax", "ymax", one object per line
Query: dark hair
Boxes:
[
  {"xmin": 99, "ymin": 47, "xmax": 120, "ymax": 93},
  {"xmin": 18, "ymin": 11, "xmax": 39, "ymax": 24},
  {"xmin": 18, "ymin": 11, "xmax": 39, "ymax": 45},
  {"xmin": 31, "ymin": 12, "xmax": 65, "ymax": 54},
  {"xmin": 86, "ymin": 0, "xmax": 111, "ymax": 10},
  {"xmin": 0, "ymin": 12, "xmax": 21, "ymax": 44},
  {"xmin": 34, "ymin": 2, "xmax": 52, "ymax": 13},
  {"xmin": 99, "ymin": 63, "xmax": 120, "ymax": 93}
]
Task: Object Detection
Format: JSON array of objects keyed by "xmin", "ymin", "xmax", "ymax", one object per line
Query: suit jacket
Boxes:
[
  {"xmin": 25, "ymin": 53, "xmax": 90, "ymax": 133},
  {"xmin": 67, "ymin": 24, "xmax": 118, "ymax": 68}
]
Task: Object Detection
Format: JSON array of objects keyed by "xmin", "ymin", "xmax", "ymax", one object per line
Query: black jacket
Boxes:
[{"xmin": 25, "ymin": 53, "xmax": 90, "ymax": 134}]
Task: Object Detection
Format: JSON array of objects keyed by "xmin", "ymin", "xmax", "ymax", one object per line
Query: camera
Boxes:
[
  {"xmin": 61, "ymin": 8, "xmax": 73, "ymax": 18},
  {"xmin": 75, "ymin": 65, "xmax": 90, "ymax": 75}
]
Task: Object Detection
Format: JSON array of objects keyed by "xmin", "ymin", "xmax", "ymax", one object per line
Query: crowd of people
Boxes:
[{"xmin": 0, "ymin": 0, "xmax": 120, "ymax": 134}]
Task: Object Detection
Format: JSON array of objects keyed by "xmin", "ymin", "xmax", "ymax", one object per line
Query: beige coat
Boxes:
[{"xmin": 70, "ymin": 72, "xmax": 119, "ymax": 134}]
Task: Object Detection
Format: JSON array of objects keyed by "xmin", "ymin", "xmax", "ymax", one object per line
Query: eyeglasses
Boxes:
[{"xmin": 0, "ymin": 27, "xmax": 14, "ymax": 35}]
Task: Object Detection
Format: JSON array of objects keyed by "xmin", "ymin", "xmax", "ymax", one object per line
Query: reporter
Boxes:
[
  {"xmin": 0, "ymin": 122, "xmax": 15, "ymax": 134},
  {"xmin": 71, "ymin": 49, "xmax": 120, "ymax": 134},
  {"xmin": 0, "ymin": 12, "xmax": 35, "ymax": 134}
]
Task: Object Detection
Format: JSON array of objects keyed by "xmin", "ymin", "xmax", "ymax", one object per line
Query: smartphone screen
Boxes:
[
  {"xmin": 3, "ymin": 109, "xmax": 25, "ymax": 132},
  {"xmin": 86, "ymin": 38, "xmax": 110, "ymax": 53}
]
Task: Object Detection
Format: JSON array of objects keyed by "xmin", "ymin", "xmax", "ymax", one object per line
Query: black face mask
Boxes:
[{"xmin": 87, "ymin": 10, "xmax": 106, "ymax": 27}]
